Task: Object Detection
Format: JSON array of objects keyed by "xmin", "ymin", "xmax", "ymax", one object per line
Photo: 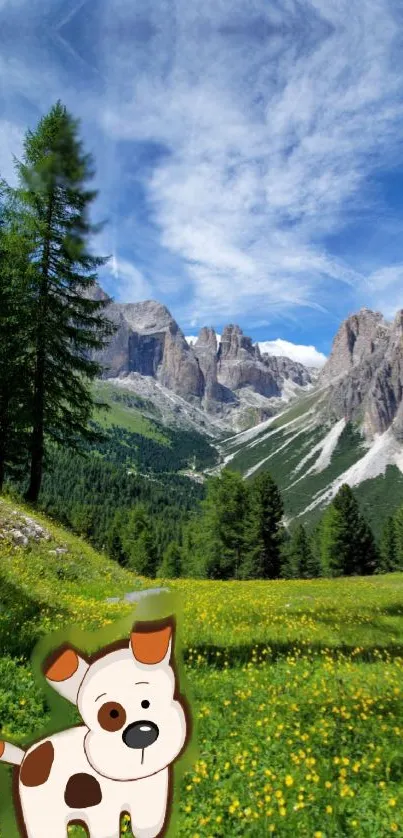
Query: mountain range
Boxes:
[
  {"xmin": 95, "ymin": 295, "xmax": 314, "ymax": 432},
  {"xmin": 92, "ymin": 289, "xmax": 403, "ymax": 533}
]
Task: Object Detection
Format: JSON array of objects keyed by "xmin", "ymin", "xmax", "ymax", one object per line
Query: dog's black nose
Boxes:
[{"xmin": 122, "ymin": 721, "xmax": 159, "ymax": 750}]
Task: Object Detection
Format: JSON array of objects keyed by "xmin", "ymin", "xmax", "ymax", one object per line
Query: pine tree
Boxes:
[
  {"xmin": 157, "ymin": 542, "xmax": 182, "ymax": 579},
  {"xmin": 0, "ymin": 198, "xmax": 32, "ymax": 490},
  {"xmin": 320, "ymin": 484, "xmax": 378, "ymax": 577},
  {"xmin": 198, "ymin": 472, "xmax": 247, "ymax": 579},
  {"xmin": 393, "ymin": 506, "xmax": 403, "ymax": 571},
  {"xmin": 378, "ymin": 516, "xmax": 397, "ymax": 573},
  {"xmin": 288, "ymin": 523, "xmax": 318, "ymax": 579},
  {"xmin": 105, "ymin": 509, "xmax": 126, "ymax": 565},
  {"xmin": 8, "ymin": 102, "xmax": 115, "ymax": 503},
  {"xmin": 122, "ymin": 505, "xmax": 157, "ymax": 577},
  {"xmin": 241, "ymin": 471, "xmax": 284, "ymax": 579}
]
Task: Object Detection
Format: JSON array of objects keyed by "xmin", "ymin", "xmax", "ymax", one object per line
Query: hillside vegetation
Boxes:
[{"xmin": 1, "ymin": 498, "xmax": 403, "ymax": 836}]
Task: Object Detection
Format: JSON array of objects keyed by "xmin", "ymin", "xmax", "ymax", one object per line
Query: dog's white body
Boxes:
[
  {"xmin": 18, "ymin": 727, "xmax": 169, "ymax": 838},
  {"xmin": 0, "ymin": 622, "xmax": 188, "ymax": 838}
]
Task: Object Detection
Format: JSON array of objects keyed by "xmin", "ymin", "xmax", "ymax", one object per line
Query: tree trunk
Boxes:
[
  {"xmin": 25, "ymin": 358, "xmax": 45, "ymax": 503},
  {"xmin": 25, "ymin": 194, "xmax": 53, "ymax": 504}
]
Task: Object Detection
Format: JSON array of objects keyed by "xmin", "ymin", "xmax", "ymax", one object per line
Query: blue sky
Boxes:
[{"xmin": 1, "ymin": 0, "xmax": 403, "ymax": 366}]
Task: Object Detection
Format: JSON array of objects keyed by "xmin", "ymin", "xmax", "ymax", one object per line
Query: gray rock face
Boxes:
[
  {"xmin": 217, "ymin": 325, "xmax": 282, "ymax": 397},
  {"xmin": 193, "ymin": 328, "xmax": 227, "ymax": 405},
  {"xmin": 318, "ymin": 307, "xmax": 403, "ymax": 438},
  {"xmin": 95, "ymin": 296, "xmax": 313, "ymax": 428},
  {"xmin": 158, "ymin": 323, "xmax": 204, "ymax": 400},
  {"xmin": 261, "ymin": 354, "xmax": 312, "ymax": 388},
  {"xmin": 319, "ymin": 308, "xmax": 389, "ymax": 385},
  {"xmin": 96, "ymin": 300, "xmax": 204, "ymax": 400}
]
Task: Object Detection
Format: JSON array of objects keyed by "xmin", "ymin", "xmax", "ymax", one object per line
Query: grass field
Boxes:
[{"xmin": 0, "ymin": 498, "xmax": 403, "ymax": 836}]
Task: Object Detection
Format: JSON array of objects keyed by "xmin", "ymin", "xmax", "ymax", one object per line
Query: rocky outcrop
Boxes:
[
  {"xmin": 96, "ymin": 301, "xmax": 204, "ymax": 401},
  {"xmin": 318, "ymin": 307, "xmax": 403, "ymax": 438},
  {"xmin": 94, "ymin": 297, "xmax": 314, "ymax": 430},
  {"xmin": 261, "ymin": 354, "xmax": 312, "ymax": 388},
  {"xmin": 319, "ymin": 308, "xmax": 389, "ymax": 385},
  {"xmin": 193, "ymin": 328, "xmax": 227, "ymax": 405},
  {"xmin": 158, "ymin": 323, "xmax": 204, "ymax": 400},
  {"xmin": 217, "ymin": 325, "xmax": 282, "ymax": 397}
]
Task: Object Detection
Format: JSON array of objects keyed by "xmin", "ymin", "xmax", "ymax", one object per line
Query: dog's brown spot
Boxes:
[
  {"xmin": 20, "ymin": 741, "xmax": 54, "ymax": 787},
  {"xmin": 98, "ymin": 701, "xmax": 126, "ymax": 732},
  {"xmin": 45, "ymin": 649, "xmax": 79, "ymax": 682},
  {"xmin": 65, "ymin": 773, "xmax": 102, "ymax": 809},
  {"xmin": 130, "ymin": 625, "xmax": 172, "ymax": 665},
  {"xmin": 0, "ymin": 741, "xmax": 4, "ymax": 758}
]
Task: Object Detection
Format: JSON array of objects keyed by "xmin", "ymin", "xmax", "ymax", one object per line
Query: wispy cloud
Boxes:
[
  {"xmin": 99, "ymin": 0, "xmax": 403, "ymax": 324},
  {"xmin": 0, "ymin": 121, "xmax": 24, "ymax": 184},
  {"xmin": 364, "ymin": 264, "xmax": 403, "ymax": 318},
  {"xmin": 108, "ymin": 256, "xmax": 152, "ymax": 303},
  {"xmin": 0, "ymin": 0, "xmax": 402, "ymax": 333}
]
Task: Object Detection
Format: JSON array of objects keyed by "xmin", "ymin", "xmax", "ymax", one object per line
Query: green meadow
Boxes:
[{"xmin": 0, "ymin": 497, "xmax": 403, "ymax": 836}]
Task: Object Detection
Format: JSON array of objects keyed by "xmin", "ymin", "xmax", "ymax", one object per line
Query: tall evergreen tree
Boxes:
[
  {"xmin": 378, "ymin": 516, "xmax": 397, "ymax": 573},
  {"xmin": 241, "ymin": 471, "xmax": 284, "ymax": 579},
  {"xmin": 105, "ymin": 509, "xmax": 126, "ymax": 565},
  {"xmin": 9, "ymin": 102, "xmax": 114, "ymax": 503},
  {"xmin": 157, "ymin": 542, "xmax": 182, "ymax": 579},
  {"xmin": 187, "ymin": 471, "xmax": 247, "ymax": 579},
  {"xmin": 287, "ymin": 523, "xmax": 319, "ymax": 579},
  {"xmin": 393, "ymin": 506, "xmax": 403, "ymax": 571},
  {"xmin": 0, "ymin": 199, "xmax": 32, "ymax": 490},
  {"xmin": 320, "ymin": 484, "xmax": 378, "ymax": 577},
  {"xmin": 122, "ymin": 505, "xmax": 157, "ymax": 577}
]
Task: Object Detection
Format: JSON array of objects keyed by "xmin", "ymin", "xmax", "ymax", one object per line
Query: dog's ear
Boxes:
[
  {"xmin": 43, "ymin": 644, "xmax": 90, "ymax": 704},
  {"xmin": 130, "ymin": 621, "xmax": 173, "ymax": 666}
]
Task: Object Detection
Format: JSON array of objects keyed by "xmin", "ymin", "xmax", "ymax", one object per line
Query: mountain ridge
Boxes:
[{"xmin": 94, "ymin": 295, "xmax": 315, "ymax": 431}]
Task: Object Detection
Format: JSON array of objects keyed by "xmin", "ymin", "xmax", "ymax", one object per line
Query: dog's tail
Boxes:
[{"xmin": 0, "ymin": 741, "xmax": 25, "ymax": 767}]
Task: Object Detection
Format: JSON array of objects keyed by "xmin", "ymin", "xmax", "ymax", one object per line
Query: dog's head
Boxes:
[{"xmin": 43, "ymin": 619, "xmax": 188, "ymax": 781}]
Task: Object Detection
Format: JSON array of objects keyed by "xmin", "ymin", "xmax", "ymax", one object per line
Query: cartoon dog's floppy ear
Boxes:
[
  {"xmin": 130, "ymin": 620, "xmax": 173, "ymax": 666},
  {"xmin": 43, "ymin": 644, "xmax": 90, "ymax": 704}
]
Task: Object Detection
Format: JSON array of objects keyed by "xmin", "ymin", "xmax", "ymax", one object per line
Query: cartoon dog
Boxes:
[{"xmin": 0, "ymin": 618, "xmax": 190, "ymax": 838}]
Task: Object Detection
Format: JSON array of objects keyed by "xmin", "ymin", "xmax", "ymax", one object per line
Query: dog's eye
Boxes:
[
  {"xmin": 141, "ymin": 699, "xmax": 150, "ymax": 709},
  {"xmin": 98, "ymin": 702, "xmax": 126, "ymax": 732}
]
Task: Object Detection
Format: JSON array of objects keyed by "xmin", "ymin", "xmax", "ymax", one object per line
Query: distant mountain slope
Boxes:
[
  {"xmin": 220, "ymin": 308, "xmax": 403, "ymax": 534},
  {"xmin": 92, "ymin": 295, "xmax": 315, "ymax": 432}
]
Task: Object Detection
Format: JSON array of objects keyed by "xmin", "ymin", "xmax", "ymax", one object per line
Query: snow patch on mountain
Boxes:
[
  {"xmin": 299, "ymin": 428, "xmax": 403, "ymax": 517},
  {"xmin": 244, "ymin": 420, "xmax": 317, "ymax": 480},
  {"xmin": 293, "ymin": 419, "xmax": 346, "ymax": 476}
]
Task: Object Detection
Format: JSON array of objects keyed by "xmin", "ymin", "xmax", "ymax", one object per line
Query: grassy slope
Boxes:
[
  {"xmin": 1, "ymin": 499, "xmax": 403, "ymax": 836},
  {"xmin": 223, "ymin": 390, "xmax": 403, "ymax": 534},
  {"xmin": 94, "ymin": 382, "xmax": 169, "ymax": 442}
]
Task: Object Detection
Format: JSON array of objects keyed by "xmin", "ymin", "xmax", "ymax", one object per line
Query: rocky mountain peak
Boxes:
[
  {"xmin": 319, "ymin": 308, "xmax": 389, "ymax": 385},
  {"xmin": 93, "ymin": 289, "xmax": 314, "ymax": 431},
  {"xmin": 114, "ymin": 300, "xmax": 175, "ymax": 334},
  {"xmin": 195, "ymin": 327, "xmax": 218, "ymax": 353},
  {"xmin": 219, "ymin": 324, "xmax": 257, "ymax": 361}
]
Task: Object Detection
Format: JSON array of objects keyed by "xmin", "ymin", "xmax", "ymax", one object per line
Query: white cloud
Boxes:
[
  {"xmin": 186, "ymin": 333, "xmax": 326, "ymax": 368},
  {"xmin": 364, "ymin": 264, "xmax": 403, "ymax": 319},
  {"xmin": 258, "ymin": 339, "xmax": 327, "ymax": 368},
  {"xmin": 109, "ymin": 256, "xmax": 152, "ymax": 302},
  {"xmin": 1, "ymin": 0, "xmax": 402, "ymax": 330},
  {"xmin": 99, "ymin": 0, "xmax": 403, "ymax": 324}
]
